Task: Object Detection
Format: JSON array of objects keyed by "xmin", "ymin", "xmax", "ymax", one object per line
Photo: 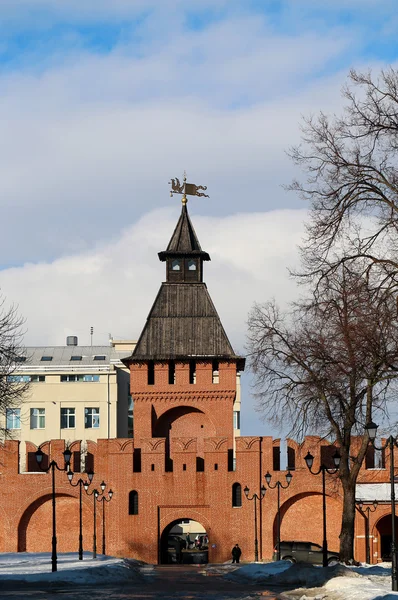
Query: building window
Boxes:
[
  {"xmin": 232, "ymin": 483, "xmax": 242, "ymax": 507},
  {"xmin": 129, "ymin": 490, "xmax": 139, "ymax": 515},
  {"xmin": 233, "ymin": 411, "xmax": 240, "ymax": 429},
  {"xmin": 60, "ymin": 374, "xmax": 100, "ymax": 382},
  {"xmin": 6, "ymin": 408, "xmax": 21, "ymax": 430},
  {"xmin": 212, "ymin": 360, "xmax": 219, "ymax": 383},
  {"xmin": 30, "ymin": 408, "xmax": 45, "ymax": 429},
  {"xmin": 14, "ymin": 356, "xmax": 26, "ymax": 363},
  {"xmin": 61, "ymin": 408, "xmax": 75, "ymax": 429},
  {"xmin": 189, "ymin": 360, "xmax": 196, "ymax": 384},
  {"xmin": 148, "ymin": 361, "xmax": 155, "ymax": 385},
  {"xmin": 41, "ymin": 356, "xmax": 53, "ymax": 361},
  {"xmin": 85, "ymin": 407, "xmax": 99, "ymax": 428},
  {"xmin": 168, "ymin": 360, "xmax": 175, "ymax": 385},
  {"xmin": 287, "ymin": 446, "xmax": 296, "ymax": 470},
  {"xmin": 128, "ymin": 395, "xmax": 133, "ymax": 437},
  {"xmin": 7, "ymin": 375, "xmax": 45, "ymax": 383},
  {"xmin": 70, "ymin": 356, "xmax": 82, "ymax": 361},
  {"xmin": 171, "ymin": 259, "xmax": 181, "ymax": 271},
  {"xmin": 187, "ymin": 259, "xmax": 197, "ymax": 271},
  {"xmin": 93, "ymin": 355, "xmax": 106, "ymax": 361}
]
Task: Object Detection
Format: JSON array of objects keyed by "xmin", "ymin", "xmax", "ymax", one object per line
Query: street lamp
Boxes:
[
  {"xmin": 35, "ymin": 446, "xmax": 72, "ymax": 572},
  {"xmin": 356, "ymin": 500, "xmax": 378, "ymax": 564},
  {"xmin": 304, "ymin": 448, "xmax": 341, "ymax": 567},
  {"xmin": 84, "ymin": 481, "xmax": 106, "ymax": 559},
  {"xmin": 366, "ymin": 420, "xmax": 398, "ymax": 590},
  {"xmin": 67, "ymin": 469, "xmax": 94, "ymax": 560},
  {"xmin": 243, "ymin": 485, "xmax": 266, "ymax": 562},
  {"xmin": 96, "ymin": 488, "xmax": 114, "ymax": 555},
  {"xmin": 264, "ymin": 470, "xmax": 293, "ymax": 560}
]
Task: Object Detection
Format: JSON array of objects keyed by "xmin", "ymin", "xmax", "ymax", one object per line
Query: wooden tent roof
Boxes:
[
  {"xmin": 125, "ymin": 283, "xmax": 245, "ymax": 370},
  {"xmin": 158, "ymin": 204, "xmax": 210, "ymax": 261}
]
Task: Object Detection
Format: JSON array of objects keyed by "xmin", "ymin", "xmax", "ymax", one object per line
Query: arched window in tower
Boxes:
[
  {"xmin": 128, "ymin": 490, "xmax": 139, "ymax": 515},
  {"xmin": 171, "ymin": 259, "xmax": 181, "ymax": 271},
  {"xmin": 187, "ymin": 259, "xmax": 197, "ymax": 271},
  {"xmin": 232, "ymin": 483, "xmax": 242, "ymax": 507}
]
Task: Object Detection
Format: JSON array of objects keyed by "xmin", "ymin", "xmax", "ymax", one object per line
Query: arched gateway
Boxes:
[{"xmin": 160, "ymin": 518, "xmax": 209, "ymax": 564}]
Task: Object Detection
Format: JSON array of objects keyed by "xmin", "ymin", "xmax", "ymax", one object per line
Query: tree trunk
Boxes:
[{"xmin": 339, "ymin": 477, "xmax": 357, "ymax": 563}]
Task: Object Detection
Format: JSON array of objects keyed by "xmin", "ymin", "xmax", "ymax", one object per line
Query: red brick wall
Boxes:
[{"xmin": 0, "ymin": 355, "xmax": 396, "ymax": 565}]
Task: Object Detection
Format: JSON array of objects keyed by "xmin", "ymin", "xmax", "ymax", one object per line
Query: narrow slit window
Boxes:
[
  {"xmin": 128, "ymin": 490, "xmax": 139, "ymax": 515},
  {"xmin": 189, "ymin": 360, "xmax": 196, "ymax": 384},
  {"xmin": 212, "ymin": 359, "xmax": 219, "ymax": 383},
  {"xmin": 148, "ymin": 361, "xmax": 155, "ymax": 385},
  {"xmin": 232, "ymin": 483, "xmax": 242, "ymax": 507},
  {"xmin": 168, "ymin": 360, "xmax": 175, "ymax": 385}
]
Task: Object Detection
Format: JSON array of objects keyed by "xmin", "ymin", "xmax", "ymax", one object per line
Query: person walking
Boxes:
[{"xmin": 232, "ymin": 543, "xmax": 242, "ymax": 563}]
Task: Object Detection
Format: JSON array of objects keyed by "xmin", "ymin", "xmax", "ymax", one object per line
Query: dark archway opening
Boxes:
[
  {"xmin": 160, "ymin": 519, "xmax": 208, "ymax": 565},
  {"xmin": 376, "ymin": 514, "xmax": 398, "ymax": 561}
]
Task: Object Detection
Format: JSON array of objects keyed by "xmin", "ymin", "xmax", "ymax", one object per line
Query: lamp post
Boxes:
[
  {"xmin": 243, "ymin": 485, "xmax": 266, "ymax": 562},
  {"xmin": 366, "ymin": 420, "xmax": 398, "ymax": 590},
  {"xmin": 304, "ymin": 449, "xmax": 341, "ymax": 567},
  {"xmin": 97, "ymin": 488, "xmax": 113, "ymax": 555},
  {"xmin": 84, "ymin": 481, "xmax": 106, "ymax": 559},
  {"xmin": 356, "ymin": 500, "xmax": 378, "ymax": 565},
  {"xmin": 67, "ymin": 469, "xmax": 94, "ymax": 560},
  {"xmin": 264, "ymin": 470, "xmax": 293, "ymax": 560},
  {"xmin": 35, "ymin": 446, "xmax": 72, "ymax": 573}
]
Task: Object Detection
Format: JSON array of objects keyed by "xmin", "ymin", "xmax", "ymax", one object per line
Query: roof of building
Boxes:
[
  {"xmin": 125, "ymin": 283, "xmax": 245, "ymax": 369},
  {"xmin": 14, "ymin": 345, "xmax": 134, "ymax": 370},
  {"xmin": 158, "ymin": 204, "xmax": 211, "ymax": 261}
]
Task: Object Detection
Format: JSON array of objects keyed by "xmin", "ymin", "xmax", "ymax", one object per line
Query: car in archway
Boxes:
[{"xmin": 273, "ymin": 541, "xmax": 339, "ymax": 565}]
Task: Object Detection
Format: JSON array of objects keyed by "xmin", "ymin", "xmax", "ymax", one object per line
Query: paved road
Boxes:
[{"xmin": 0, "ymin": 564, "xmax": 282, "ymax": 600}]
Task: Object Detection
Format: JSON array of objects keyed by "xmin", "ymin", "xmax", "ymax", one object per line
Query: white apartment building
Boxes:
[{"xmin": 1, "ymin": 337, "xmax": 136, "ymax": 468}]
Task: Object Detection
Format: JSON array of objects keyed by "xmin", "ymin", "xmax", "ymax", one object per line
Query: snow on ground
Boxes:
[
  {"xmin": 1, "ymin": 552, "xmax": 398, "ymax": 599},
  {"xmin": 0, "ymin": 552, "xmax": 145, "ymax": 584},
  {"xmin": 227, "ymin": 560, "xmax": 398, "ymax": 600}
]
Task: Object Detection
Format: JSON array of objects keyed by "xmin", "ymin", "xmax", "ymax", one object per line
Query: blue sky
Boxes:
[{"xmin": 0, "ymin": 0, "xmax": 397, "ymax": 435}]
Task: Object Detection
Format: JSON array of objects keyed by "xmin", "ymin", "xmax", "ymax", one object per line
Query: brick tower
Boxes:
[{"xmin": 124, "ymin": 198, "xmax": 245, "ymax": 471}]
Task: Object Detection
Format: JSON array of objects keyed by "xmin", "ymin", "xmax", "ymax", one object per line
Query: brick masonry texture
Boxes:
[{"xmin": 0, "ymin": 358, "xmax": 394, "ymax": 564}]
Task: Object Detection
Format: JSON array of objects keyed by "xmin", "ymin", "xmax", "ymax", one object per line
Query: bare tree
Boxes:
[
  {"xmin": 247, "ymin": 265, "xmax": 398, "ymax": 562},
  {"xmin": 289, "ymin": 68, "xmax": 398, "ymax": 287},
  {"xmin": 0, "ymin": 293, "xmax": 29, "ymax": 438}
]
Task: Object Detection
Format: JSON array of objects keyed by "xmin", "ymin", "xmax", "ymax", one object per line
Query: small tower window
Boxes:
[
  {"xmin": 187, "ymin": 259, "xmax": 197, "ymax": 271},
  {"xmin": 128, "ymin": 490, "xmax": 139, "ymax": 515},
  {"xmin": 171, "ymin": 259, "xmax": 181, "ymax": 271},
  {"xmin": 148, "ymin": 361, "xmax": 155, "ymax": 385},
  {"xmin": 232, "ymin": 483, "xmax": 242, "ymax": 507}
]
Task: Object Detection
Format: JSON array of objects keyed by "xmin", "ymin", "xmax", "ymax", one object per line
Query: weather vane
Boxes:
[{"xmin": 169, "ymin": 171, "xmax": 209, "ymax": 205}]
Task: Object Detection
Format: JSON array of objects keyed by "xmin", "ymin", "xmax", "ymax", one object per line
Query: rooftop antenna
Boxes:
[{"xmin": 90, "ymin": 326, "xmax": 93, "ymax": 347}]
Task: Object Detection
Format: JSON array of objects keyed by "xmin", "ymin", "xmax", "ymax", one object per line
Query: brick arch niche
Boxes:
[
  {"xmin": 18, "ymin": 493, "xmax": 92, "ymax": 553},
  {"xmin": 276, "ymin": 491, "xmax": 342, "ymax": 554},
  {"xmin": 153, "ymin": 406, "xmax": 216, "ymax": 458}
]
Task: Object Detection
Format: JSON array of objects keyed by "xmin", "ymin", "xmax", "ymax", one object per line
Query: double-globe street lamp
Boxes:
[
  {"xmin": 243, "ymin": 484, "xmax": 266, "ymax": 562},
  {"xmin": 356, "ymin": 500, "xmax": 378, "ymax": 565},
  {"xmin": 67, "ymin": 469, "xmax": 94, "ymax": 560},
  {"xmin": 365, "ymin": 420, "xmax": 398, "ymax": 590},
  {"xmin": 84, "ymin": 481, "xmax": 113, "ymax": 558},
  {"xmin": 84, "ymin": 481, "xmax": 105, "ymax": 559},
  {"xmin": 35, "ymin": 446, "xmax": 72, "ymax": 573},
  {"xmin": 264, "ymin": 470, "xmax": 293, "ymax": 560},
  {"xmin": 97, "ymin": 488, "xmax": 114, "ymax": 555},
  {"xmin": 304, "ymin": 449, "xmax": 341, "ymax": 567}
]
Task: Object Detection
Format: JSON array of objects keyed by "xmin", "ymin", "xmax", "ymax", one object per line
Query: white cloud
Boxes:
[{"xmin": 0, "ymin": 206, "xmax": 306, "ymax": 346}]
